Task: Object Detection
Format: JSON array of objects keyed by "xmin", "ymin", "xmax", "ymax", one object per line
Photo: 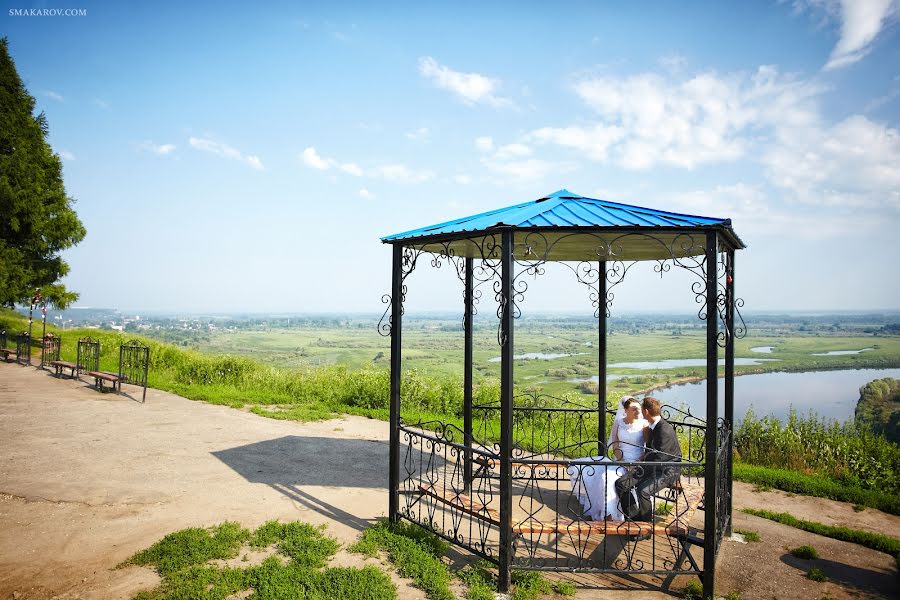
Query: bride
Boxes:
[{"xmin": 569, "ymin": 396, "xmax": 649, "ymax": 521}]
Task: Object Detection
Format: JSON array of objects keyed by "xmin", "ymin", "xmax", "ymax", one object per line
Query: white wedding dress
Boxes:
[{"xmin": 569, "ymin": 416, "xmax": 647, "ymax": 521}]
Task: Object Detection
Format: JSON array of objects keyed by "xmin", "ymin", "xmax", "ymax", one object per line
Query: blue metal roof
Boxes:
[{"xmin": 381, "ymin": 189, "xmax": 734, "ymax": 243}]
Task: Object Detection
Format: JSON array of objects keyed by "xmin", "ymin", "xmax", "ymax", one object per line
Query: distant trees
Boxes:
[
  {"xmin": 0, "ymin": 37, "xmax": 85, "ymax": 308},
  {"xmin": 855, "ymin": 378, "xmax": 900, "ymax": 443}
]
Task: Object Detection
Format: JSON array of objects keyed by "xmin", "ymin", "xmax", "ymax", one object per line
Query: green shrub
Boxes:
[
  {"xmin": 734, "ymin": 408, "xmax": 900, "ymax": 495},
  {"xmin": 807, "ymin": 567, "xmax": 828, "ymax": 582},
  {"xmin": 682, "ymin": 578, "xmax": 703, "ymax": 599},
  {"xmin": 790, "ymin": 545, "xmax": 819, "ymax": 560},
  {"xmin": 510, "ymin": 570, "xmax": 551, "ymax": 600}
]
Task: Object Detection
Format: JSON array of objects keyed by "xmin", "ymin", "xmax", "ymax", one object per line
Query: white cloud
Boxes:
[
  {"xmin": 820, "ymin": 0, "xmax": 898, "ymax": 70},
  {"xmin": 475, "ymin": 136, "xmax": 494, "ymax": 152},
  {"xmin": 58, "ymin": 149, "xmax": 75, "ymax": 161},
  {"xmin": 527, "ymin": 66, "xmax": 829, "ymax": 171},
  {"xmin": 301, "ymin": 146, "xmax": 331, "ymax": 170},
  {"xmin": 300, "ymin": 146, "xmax": 433, "ymax": 183},
  {"xmin": 189, "ymin": 136, "xmax": 264, "ymax": 170},
  {"xmin": 658, "ymin": 53, "xmax": 688, "ymax": 73},
  {"xmin": 340, "ymin": 162, "xmax": 364, "ymax": 176},
  {"xmin": 43, "ymin": 90, "xmax": 64, "ymax": 102},
  {"xmin": 418, "ymin": 56, "xmax": 511, "ymax": 108},
  {"xmin": 493, "ymin": 143, "xmax": 532, "ymax": 160},
  {"xmin": 667, "ymin": 182, "xmax": 882, "ymax": 240},
  {"xmin": 136, "ymin": 140, "xmax": 176, "ymax": 156},
  {"xmin": 359, "ymin": 188, "xmax": 375, "ymax": 199},
  {"xmin": 454, "ymin": 174, "xmax": 473, "ymax": 184},
  {"xmin": 529, "ymin": 124, "xmax": 625, "ymax": 162},
  {"xmin": 371, "ymin": 163, "xmax": 434, "ymax": 183},
  {"xmin": 405, "ymin": 127, "xmax": 430, "ymax": 141},
  {"xmin": 763, "ymin": 114, "xmax": 900, "ymax": 211},
  {"xmin": 92, "ymin": 97, "xmax": 109, "ymax": 110}
]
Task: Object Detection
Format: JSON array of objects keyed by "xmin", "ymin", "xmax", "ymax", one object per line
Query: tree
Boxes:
[{"xmin": 0, "ymin": 37, "xmax": 85, "ymax": 308}]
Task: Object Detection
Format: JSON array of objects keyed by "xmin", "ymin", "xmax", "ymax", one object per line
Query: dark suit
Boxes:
[{"xmin": 615, "ymin": 418, "xmax": 682, "ymax": 522}]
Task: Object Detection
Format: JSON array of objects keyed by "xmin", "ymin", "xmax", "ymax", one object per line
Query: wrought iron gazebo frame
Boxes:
[{"xmin": 380, "ymin": 193, "xmax": 745, "ymax": 597}]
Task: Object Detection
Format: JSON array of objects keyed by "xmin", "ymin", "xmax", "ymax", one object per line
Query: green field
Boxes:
[{"xmin": 194, "ymin": 316, "xmax": 900, "ymax": 400}]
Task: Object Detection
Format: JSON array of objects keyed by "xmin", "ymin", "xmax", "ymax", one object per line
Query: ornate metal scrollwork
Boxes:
[{"xmin": 377, "ymin": 245, "xmax": 425, "ymax": 337}]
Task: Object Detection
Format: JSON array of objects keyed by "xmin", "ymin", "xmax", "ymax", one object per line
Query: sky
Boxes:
[{"xmin": 3, "ymin": 0, "xmax": 899, "ymax": 316}]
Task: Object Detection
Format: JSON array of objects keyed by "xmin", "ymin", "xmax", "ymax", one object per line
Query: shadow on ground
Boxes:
[
  {"xmin": 780, "ymin": 553, "xmax": 897, "ymax": 598},
  {"xmin": 213, "ymin": 435, "xmax": 391, "ymax": 531}
]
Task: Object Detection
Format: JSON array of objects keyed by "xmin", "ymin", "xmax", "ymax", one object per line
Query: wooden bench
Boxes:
[
  {"xmin": 87, "ymin": 369, "xmax": 123, "ymax": 393},
  {"xmin": 512, "ymin": 479, "xmax": 703, "ymax": 540},
  {"xmin": 417, "ymin": 484, "xmax": 501, "ymax": 526},
  {"xmin": 49, "ymin": 359, "xmax": 78, "ymax": 378}
]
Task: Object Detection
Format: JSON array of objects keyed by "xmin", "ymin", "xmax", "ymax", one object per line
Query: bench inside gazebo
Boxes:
[{"xmin": 379, "ymin": 189, "xmax": 745, "ymax": 597}]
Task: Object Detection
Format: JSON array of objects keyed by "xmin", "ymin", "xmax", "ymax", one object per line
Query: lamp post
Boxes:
[{"xmin": 29, "ymin": 288, "xmax": 45, "ymax": 365}]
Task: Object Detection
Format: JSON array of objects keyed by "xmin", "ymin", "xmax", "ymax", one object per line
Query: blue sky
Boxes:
[{"xmin": 4, "ymin": 0, "xmax": 899, "ymax": 314}]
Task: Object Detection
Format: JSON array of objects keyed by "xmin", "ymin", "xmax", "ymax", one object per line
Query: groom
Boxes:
[{"xmin": 615, "ymin": 397, "xmax": 682, "ymax": 523}]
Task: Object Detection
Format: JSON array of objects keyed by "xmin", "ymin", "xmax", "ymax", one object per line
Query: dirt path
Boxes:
[{"xmin": 0, "ymin": 362, "xmax": 896, "ymax": 599}]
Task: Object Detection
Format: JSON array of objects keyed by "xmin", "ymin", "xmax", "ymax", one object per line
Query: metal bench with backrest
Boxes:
[
  {"xmin": 0, "ymin": 330, "xmax": 12, "ymax": 362},
  {"xmin": 40, "ymin": 333, "xmax": 61, "ymax": 370},
  {"xmin": 86, "ymin": 340, "xmax": 150, "ymax": 402}
]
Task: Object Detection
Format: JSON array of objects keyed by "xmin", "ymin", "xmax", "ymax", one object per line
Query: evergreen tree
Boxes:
[{"xmin": 0, "ymin": 37, "xmax": 85, "ymax": 308}]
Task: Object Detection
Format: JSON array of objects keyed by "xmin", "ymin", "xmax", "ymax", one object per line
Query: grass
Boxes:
[
  {"xmin": 681, "ymin": 578, "xmax": 703, "ymax": 599},
  {"xmin": 122, "ymin": 521, "xmax": 249, "ymax": 576},
  {"xmin": 457, "ymin": 560, "xmax": 497, "ymax": 600},
  {"xmin": 734, "ymin": 528, "xmax": 760, "ymax": 542},
  {"xmin": 349, "ymin": 520, "xmax": 454, "ymax": 600},
  {"xmin": 807, "ymin": 567, "xmax": 828, "ymax": 582},
  {"xmin": 743, "ymin": 508, "xmax": 900, "ymax": 568},
  {"xmin": 510, "ymin": 570, "xmax": 551, "ymax": 600},
  {"xmin": 126, "ymin": 520, "xmax": 396, "ymax": 600},
  {"xmin": 735, "ymin": 409, "xmax": 900, "ymax": 496},
  {"xmin": 733, "ymin": 463, "xmax": 900, "ymax": 515},
  {"xmin": 790, "ymin": 545, "xmax": 819, "ymax": 560}
]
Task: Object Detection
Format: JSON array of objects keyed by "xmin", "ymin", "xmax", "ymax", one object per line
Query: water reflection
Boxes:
[
  {"xmin": 811, "ymin": 348, "xmax": 874, "ymax": 356},
  {"xmin": 609, "ymin": 358, "xmax": 778, "ymax": 369},
  {"xmin": 651, "ymin": 368, "xmax": 900, "ymax": 423}
]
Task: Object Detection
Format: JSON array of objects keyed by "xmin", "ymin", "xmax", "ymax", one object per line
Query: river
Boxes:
[{"xmin": 649, "ymin": 368, "xmax": 900, "ymax": 423}]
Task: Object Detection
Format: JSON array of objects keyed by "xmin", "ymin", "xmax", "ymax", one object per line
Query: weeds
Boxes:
[
  {"xmin": 807, "ymin": 567, "xmax": 828, "ymax": 582},
  {"xmin": 510, "ymin": 570, "xmax": 551, "ymax": 600},
  {"xmin": 350, "ymin": 520, "xmax": 453, "ymax": 600},
  {"xmin": 734, "ymin": 529, "xmax": 760, "ymax": 542},
  {"xmin": 790, "ymin": 545, "xmax": 819, "ymax": 560},
  {"xmin": 734, "ymin": 463, "xmax": 899, "ymax": 514},
  {"xmin": 127, "ymin": 520, "xmax": 396, "ymax": 600},
  {"xmin": 743, "ymin": 508, "xmax": 900, "ymax": 568},
  {"xmin": 681, "ymin": 578, "xmax": 703, "ymax": 599}
]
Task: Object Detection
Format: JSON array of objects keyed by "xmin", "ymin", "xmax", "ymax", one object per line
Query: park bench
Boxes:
[
  {"xmin": 0, "ymin": 331, "xmax": 12, "ymax": 362},
  {"xmin": 1, "ymin": 332, "xmax": 31, "ymax": 365},
  {"xmin": 48, "ymin": 336, "xmax": 98, "ymax": 379},
  {"xmin": 86, "ymin": 340, "xmax": 150, "ymax": 402},
  {"xmin": 40, "ymin": 334, "xmax": 60, "ymax": 370}
]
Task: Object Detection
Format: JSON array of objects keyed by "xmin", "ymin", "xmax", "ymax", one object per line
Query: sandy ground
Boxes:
[{"xmin": 0, "ymin": 362, "xmax": 896, "ymax": 599}]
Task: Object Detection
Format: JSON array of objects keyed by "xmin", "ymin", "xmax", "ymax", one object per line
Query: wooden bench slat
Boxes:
[
  {"xmin": 512, "ymin": 519, "xmax": 688, "ymax": 537},
  {"xmin": 417, "ymin": 484, "xmax": 501, "ymax": 526},
  {"xmin": 87, "ymin": 371, "xmax": 120, "ymax": 382},
  {"xmin": 49, "ymin": 360, "xmax": 76, "ymax": 368}
]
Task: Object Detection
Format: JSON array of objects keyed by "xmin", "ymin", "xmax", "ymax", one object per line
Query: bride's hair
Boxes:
[{"xmin": 621, "ymin": 396, "xmax": 640, "ymax": 410}]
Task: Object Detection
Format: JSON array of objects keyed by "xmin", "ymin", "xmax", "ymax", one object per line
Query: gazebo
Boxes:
[{"xmin": 379, "ymin": 189, "xmax": 745, "ymax": 596}]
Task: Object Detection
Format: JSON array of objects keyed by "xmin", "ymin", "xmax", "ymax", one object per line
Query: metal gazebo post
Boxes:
[
  {"xmin": 463, "ymin": 256, "xmax": 474, "ymax": 493},
  {"xmin": 498, "ymin": 229, "xmax": 514, "ymax": 592},
  {"xmin": 725, "ymin": 248, "xmax": 736, "ymax": 536},
  {"xmin": 598, "ymin": 260, "xmax": 608, "ymax": 450},
  {"xmin": 702, "ymin": 230, "xmax": 719, "ymax": 598},
  {"xmin": 389, "ymin": 244, "xmax": 403, "ymax": 524}
]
